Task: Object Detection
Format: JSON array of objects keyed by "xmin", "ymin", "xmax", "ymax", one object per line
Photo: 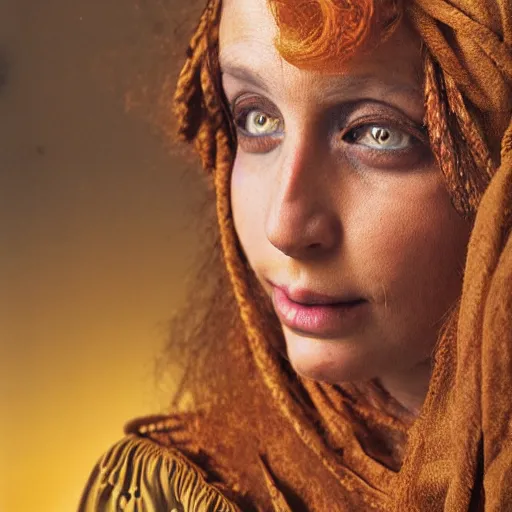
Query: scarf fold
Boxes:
[{"xmin": 407, "ymin": 0, "xmax": 512, "ymax": 116}]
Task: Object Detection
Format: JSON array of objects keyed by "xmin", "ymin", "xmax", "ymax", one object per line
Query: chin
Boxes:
[{"xmin": 283, "ymin": 328, "xmax": 377, "ymax": 384}]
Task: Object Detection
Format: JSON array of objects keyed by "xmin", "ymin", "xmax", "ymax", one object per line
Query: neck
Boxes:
[{"xmin": 378, "ymin": 358, "xmax": 433, "ymax": 417}]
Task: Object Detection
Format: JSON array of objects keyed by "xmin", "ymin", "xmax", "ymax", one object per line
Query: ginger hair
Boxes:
[
  {"xmin": 268, "ymin": 0, "xmax": 402, "ymax": 73},
  {"xmin": 165, "ymin": 0, "xmax": 496, "ymax": 410}
]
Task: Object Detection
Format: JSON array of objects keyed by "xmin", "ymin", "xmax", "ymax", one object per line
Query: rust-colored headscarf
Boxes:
[
  {"xmin": 80, "ymin": 0, "xmax": 512, "ymax": 510},
  {"xmin": 172, "ymin": 0, "xmax": 512, "ymax": 509},
  {"xmin": 395, "ymin": 2, "xmax": 512, "ymax": 509}
]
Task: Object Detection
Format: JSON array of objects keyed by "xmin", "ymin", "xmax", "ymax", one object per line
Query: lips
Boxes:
[
  {"xmin": 270, "ymin": 283, "xmax": 367, "ymax": 338},
  {"xmin": 279, "ymin": 286, "xmax": 363, "ymax": 306}
]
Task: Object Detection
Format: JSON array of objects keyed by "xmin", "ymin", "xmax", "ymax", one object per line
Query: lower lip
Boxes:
[{"xmin": 272, "ymin": 287, "xmax": 366, "ymax": 338}]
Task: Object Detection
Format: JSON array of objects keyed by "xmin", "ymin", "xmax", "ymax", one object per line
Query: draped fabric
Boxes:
[
  {"xmin": 394, "ymin": 120, "xmax": 512, "ymax": 510},
  {"xmin": 393, "ymin": 2, "xmax": 512, "ymax": 509},
  {"xmin": 78, "ymin": 434, "xmax": 238, "ymax": 511},
  {"xmin": 80, "ymin": 0, "xmax": 512, "ymax": 510}
]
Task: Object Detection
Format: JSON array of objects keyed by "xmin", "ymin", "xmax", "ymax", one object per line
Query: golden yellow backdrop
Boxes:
[{"xmin": 0, "ymin": 1, "xmax": 206, "ymax": 510}]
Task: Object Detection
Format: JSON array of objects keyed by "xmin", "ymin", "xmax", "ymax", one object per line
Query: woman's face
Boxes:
[{"xmin": 219, "ymin": 0, "xmax": 471, "ymax": 386}]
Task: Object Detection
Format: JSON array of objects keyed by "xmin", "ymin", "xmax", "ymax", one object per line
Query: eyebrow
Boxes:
[
  {"xmin": 220, "ymin": 61, "xmax": 423, "ymax": 102},
  {"xmin": 220, "ymin": 63, "xmax": 275, "ymax": 94}
]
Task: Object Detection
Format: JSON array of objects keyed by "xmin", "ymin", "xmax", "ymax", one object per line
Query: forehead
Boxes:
[
  {"xmin": 219, "ymin": 0, "xmax": 277, "ymax": 54},
  {"xmin": 219, "ymin": 0, "xmax": 424, "ymax": 99}
]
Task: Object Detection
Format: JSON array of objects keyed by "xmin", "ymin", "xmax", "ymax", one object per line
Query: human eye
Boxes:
[
  {"xmin": 339, "ymin": 113, "xmax": 430, "ymax": 169},
  {"xmin": 230, "ymin": 95, "xmax": 284, "ymax": 154},
  {"xmin": 238, "ymin": 110, "xmax": 281, "ymax": 136},
  {"xmin": 344, "ymin": 125, "xmax": 413, "ymax": 150}
]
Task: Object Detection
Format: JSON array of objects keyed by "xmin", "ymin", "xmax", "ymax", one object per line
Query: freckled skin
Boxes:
[{"xmin": 219, "ymin": 0, "xmax": 472, "ymax": 413}]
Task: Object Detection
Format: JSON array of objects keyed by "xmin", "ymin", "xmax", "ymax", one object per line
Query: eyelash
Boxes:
[{"xmin": 230, "ymin": 103, "xmax": 429, "ymax": 165}]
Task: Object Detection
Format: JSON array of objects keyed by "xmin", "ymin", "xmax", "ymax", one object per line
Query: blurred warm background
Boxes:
[{"xmin": 0, "ymin": 1, "xmax": 209, "ymax": 510}]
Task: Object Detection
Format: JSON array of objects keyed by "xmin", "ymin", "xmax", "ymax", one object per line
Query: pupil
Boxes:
[
  {"xmin": 374, "ymin": 127, "xmax": 390, "ymax": 143},
  {"xmin": 256, "ymin": 114, "xmax": 267, "ymax": 126}
]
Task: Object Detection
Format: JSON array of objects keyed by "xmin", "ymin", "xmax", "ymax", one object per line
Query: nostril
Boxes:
[{"xmin": 265, "ymin": 200, "xmax": 341, "ymax": 259}]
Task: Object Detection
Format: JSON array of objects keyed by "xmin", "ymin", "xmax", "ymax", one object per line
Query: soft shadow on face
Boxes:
[{"xmin": 219, "ymin": 0, "xmax": 471, "ymax": 403}]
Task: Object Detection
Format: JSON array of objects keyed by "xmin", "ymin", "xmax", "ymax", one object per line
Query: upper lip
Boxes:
[{"xmin": 269, "ymin": 280, "xmax": 364, "ymax": 306}]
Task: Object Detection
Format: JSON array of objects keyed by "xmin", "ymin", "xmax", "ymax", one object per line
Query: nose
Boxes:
[{"xmin": 265, "ymin": 136, "xmax": 341, "ymax": 260}]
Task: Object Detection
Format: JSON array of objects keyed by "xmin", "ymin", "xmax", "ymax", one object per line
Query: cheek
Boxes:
[
  {"xmin": 231, "ymin": 156, "xmax": 267, "ymax": 261},
  {"xmin": 359, "ymin": 173, "xmax": 470, "ymax": 314},
  {"xmin": 232, "ymin": 152, "xmax": 470, "ymax": 320}
]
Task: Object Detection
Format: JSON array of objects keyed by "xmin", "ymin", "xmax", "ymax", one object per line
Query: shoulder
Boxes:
[{"xmin": 79, "ymin": 415, "xmax": 240, "ymax": 512}]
